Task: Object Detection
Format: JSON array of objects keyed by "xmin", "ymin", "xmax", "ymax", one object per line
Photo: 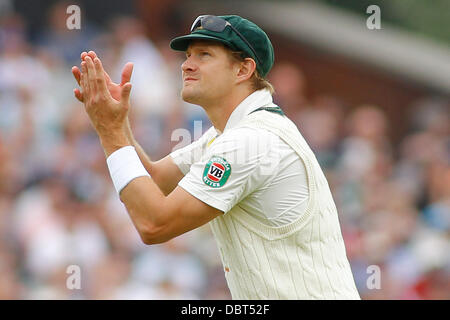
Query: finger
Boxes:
[
  {"xmin": 85, "ymin": 51, "xmax": 114, "ymax": 85},
  {"xmin": 121, "ymin": 82, "xmax": 132, "ymax": 104},
  {"xmin": 72, "ymin": 66, "xmax": 81, "ymax": 86},
  {"xmin": 94, "ymin": 57, "xmax": 110, "ymax": 98},
  {"xmin": 74, "ymin": 88, "xmax": 84, "ymax": 102},
  {"xmin": 81, "ymin": 61, "xmax": 89, "ymax": 96},
  {"xmin": 88, "ymin": 51, "xmax": 97, "ymax": 60},
  {"xmin": 85, "ymin": 56, "xmax": 97, "ymax": 94},
  {"xmin": 121, "ymin": 62, "xmax": 134, "ymax": 85},
  {"xmin": 87, "ymin": 52, "xmax": 109, "ymax": 83},
  {"xmin": 81, "ymin": 51, "xmax": 87, "ymax": 60}
]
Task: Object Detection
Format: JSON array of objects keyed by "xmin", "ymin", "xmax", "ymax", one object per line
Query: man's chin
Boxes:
[{"xmin": 181, "ymin": 89, "xmax": 200, "ymax": 105}]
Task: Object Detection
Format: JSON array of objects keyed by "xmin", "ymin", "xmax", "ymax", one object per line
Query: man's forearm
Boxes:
[{"xmin": 99, "ymin": 130, "xmax": 130, "ymax": 158}]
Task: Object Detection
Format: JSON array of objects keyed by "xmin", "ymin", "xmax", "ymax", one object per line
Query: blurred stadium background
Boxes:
[{"xmin": 0, "ymin": 0, "xmax": 448, "ymax": 299}]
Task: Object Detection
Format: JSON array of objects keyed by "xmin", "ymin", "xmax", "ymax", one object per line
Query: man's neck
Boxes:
[{"xmin": 203, "ymin": 88, "xmax": 254, "ymax": 133}]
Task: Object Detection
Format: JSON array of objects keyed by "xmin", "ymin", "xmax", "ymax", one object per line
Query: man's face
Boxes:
[{"xmin": 181, "ymin": 40, "xmax": 237, "ymax": 106}]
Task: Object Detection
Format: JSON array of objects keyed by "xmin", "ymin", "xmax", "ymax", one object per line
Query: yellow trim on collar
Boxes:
[{"xmin": 207, "ymin": 136, "xmax": 216, "ymax": 147}]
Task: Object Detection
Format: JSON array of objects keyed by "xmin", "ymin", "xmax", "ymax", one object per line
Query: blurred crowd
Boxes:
[{"xmin": 0, "ymin": 3, "xmax": 449, "ymax": 300}]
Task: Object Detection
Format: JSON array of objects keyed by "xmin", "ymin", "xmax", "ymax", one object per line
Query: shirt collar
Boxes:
[{"xmin": 217, "ymin": 89, "xmax": 273, "ymax": 134}]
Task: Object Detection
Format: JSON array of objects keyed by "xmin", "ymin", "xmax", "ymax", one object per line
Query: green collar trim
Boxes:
[{"xmin": 249, "ymin": 106, "xmax": 285, "ymax": 116}]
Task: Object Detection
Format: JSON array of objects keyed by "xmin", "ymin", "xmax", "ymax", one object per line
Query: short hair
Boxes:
[{"xmin": 228, "ymin": 51, "xmax": 275, "ymax": 95}]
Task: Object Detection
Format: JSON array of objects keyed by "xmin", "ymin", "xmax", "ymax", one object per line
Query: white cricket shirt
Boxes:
[{"xmin": 170, "ymin": 89, "xmax": 309, "ymax": 227}]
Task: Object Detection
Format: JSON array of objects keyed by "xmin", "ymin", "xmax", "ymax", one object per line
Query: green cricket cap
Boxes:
[{"xmin": 170, "ymin": 15, "xmax": 274, "ymax": 77}]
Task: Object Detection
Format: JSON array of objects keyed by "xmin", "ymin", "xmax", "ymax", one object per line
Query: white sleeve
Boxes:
[
  {"xmin": 169, "ymin": 126, "xmax": 217, "ymax": 175},
  {"xmin": 178, "ymin": 127, "xmax": 278, "ymax": 213}
]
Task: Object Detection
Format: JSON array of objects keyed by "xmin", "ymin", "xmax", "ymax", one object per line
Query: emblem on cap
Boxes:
[{"xmin": 203, "ymin": 156, "xmax": 231, "ymax": 188}]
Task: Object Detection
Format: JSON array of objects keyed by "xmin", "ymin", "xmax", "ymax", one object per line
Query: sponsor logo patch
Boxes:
[{"xmin": 202, "ymin": 156, "xmax": 231, "ymax": 188}]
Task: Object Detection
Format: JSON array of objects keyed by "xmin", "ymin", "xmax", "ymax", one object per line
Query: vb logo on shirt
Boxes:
[{"xmin": 203, "ymin": 156, "xmax": 231, "ymax": 188}]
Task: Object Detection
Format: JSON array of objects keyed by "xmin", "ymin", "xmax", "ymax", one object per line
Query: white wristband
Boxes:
[{"xmin": 106, "ymin": 146, "xmax": 150, "ymax": 194}]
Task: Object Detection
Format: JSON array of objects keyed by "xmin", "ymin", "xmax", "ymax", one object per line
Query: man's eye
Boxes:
[{"xmin": 200, "ymin": 52, "xmax": 210, "ymax": 56}]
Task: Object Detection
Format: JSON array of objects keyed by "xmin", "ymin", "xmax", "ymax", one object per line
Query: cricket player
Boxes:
[{"xmin": 72, "ymin": 15, "xmax": 360, "ymax": 299}]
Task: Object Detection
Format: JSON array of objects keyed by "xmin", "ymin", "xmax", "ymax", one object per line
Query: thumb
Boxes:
[
  {"xmin": 121, "ymin": 62, "xmax": 134, "ymax": 85},
  {"xmin": 121, "ymin": 82, "xmax": 132, "ymax": 103}
]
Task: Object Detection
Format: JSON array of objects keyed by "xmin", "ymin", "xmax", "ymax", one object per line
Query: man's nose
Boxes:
[{"xmin": 181, "ymin": 57, "xmax": 197, "ymax": 73}]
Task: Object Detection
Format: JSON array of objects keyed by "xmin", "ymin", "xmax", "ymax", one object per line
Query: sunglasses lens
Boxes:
[
  {"xmin": 191, "ymin": 15, "xmax": 227, "ymax": 33},
  {"xmin": 202, "ymin": 16, "xmax": 227, "ymax": 32}
]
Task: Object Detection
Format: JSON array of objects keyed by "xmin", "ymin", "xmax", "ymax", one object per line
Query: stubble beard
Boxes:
[{"xmin": 181, "ymin": 85, "xmax": 204, "ymax": 105}]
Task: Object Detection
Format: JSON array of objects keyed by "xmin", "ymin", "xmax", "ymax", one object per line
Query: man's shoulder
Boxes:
[
  {"xmin": 238, "ymin": 109, "xmax": 309, "ymax": 149},
  {"xmin": 210, "ymin": 126, "xmax": 294, "ymax": 166}
]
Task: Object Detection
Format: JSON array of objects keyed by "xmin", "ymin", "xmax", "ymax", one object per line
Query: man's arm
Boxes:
[
  {"xmin": 105, "ymin": 121, "xmax": 221, "ymax": 244},
  {"xmin": 119, "ymin": 176, "xmax": 222, "ymax": 244}
]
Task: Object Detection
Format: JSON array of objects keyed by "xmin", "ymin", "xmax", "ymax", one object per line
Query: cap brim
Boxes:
[{"xmin": 170, "ymin": 33, "xmax": 235, "ymax": 51}]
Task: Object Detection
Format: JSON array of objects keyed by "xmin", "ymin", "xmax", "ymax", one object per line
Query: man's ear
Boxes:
[{"xmin": 235, "ymin": 58, "xmax": 256, "ymax": 84}]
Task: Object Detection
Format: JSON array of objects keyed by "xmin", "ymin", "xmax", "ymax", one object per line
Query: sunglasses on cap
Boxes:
[{"xmin": 190, "ymin": 15, "xmax": 262, "ymax": 65}]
